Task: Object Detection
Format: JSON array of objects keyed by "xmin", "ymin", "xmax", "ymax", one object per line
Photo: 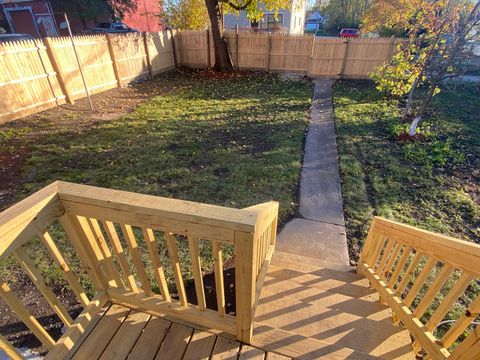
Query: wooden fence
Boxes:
[{"xmin": 0, "ymin": 30, "xmax": 400, "ymax": 124}]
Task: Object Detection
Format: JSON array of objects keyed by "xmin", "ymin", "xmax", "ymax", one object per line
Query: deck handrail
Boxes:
[
  {"xmin": 358, "ymin": 217, "xmax": 480, "ymax": 360},
  {"xmin": 0, "ymin": 181, "xmax": 279, "ymax": 358}
]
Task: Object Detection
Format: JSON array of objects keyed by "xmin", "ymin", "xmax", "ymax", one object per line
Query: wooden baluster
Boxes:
[
  {"xmin": 447, "ymin": 326, "xmax": 480, "ymax": 360},
  {"xmin": 142, "ymin": 228, "xmax": 170, "ymax": 301},
  {"xmin": 235, "ymin": 230, "xmax": 256, "ymax": 344},
  {"xmin": 396, "ymin": 251, "xmax": 423, "ymax": 296},
  {"xmin": 376, "ymin": 238, "xmax": 395, "ymax": 273},
  {"xmin": 38, "ymin": 229, "xmax": 89, "ymax": 307},
  {"xmin": 0, "ymin": 282, "xmax": 55, "ymax": 349},
  {"xmin": 188, "ymin": 236, "xmax": 206, "ymax": 311},
  {"xmin": 414, "ymin": 264, "xmax": 454, "ymax": 319},
  {"xmin": 102, "ymin": 221, "xmax": 138, "ymax": 293},
  {"xmin": 59, "ymin": 215, "xmax": 108, "ymax": 290},
  {"xmin": 369, "ymin": 233, "xmax": 387, "ymax": 268},
  {"xmin": 404, "ymin": 257, "xmax": 436, "ymax": 307},
  {"xmin": 87, "ymin": 218, "xmax": 123, "ymax": 288},
  {"xmin": 120, "ymin": 224, "xmax": 153, "ymax": 296},
  {"xmin": 165, "ymin": 233, "xmax": 188, "ymax": 306},
  {"xmin": 387, "ymin": 246, "xmax": 412, "ymax": 289},
  {"xmin": 14, "ymin": 248, "xmax": 73, "ymax": 327},
  {"xmin": 0, "ymin": 335, "xmax": 23, "ymax": 360},
  {"xmin": 441, "ymin": 294, "xmax": 480, "ymax": 348},
  {"xmin": 358, "ymin": 217, "xmax": 378, "ymax": 266},
  {"xmin": 212, "ymin": 241, "xmax": 225, "ymax": 316},
  {"xmin": 381, "ymin": 241, "xmax": 402, "ymax": 281},
  {"xmin": 426, "ymin": 272, "xmax": 475, "ymax": 331}
]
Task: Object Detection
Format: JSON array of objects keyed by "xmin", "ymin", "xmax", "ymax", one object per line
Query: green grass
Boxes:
[
  {"xmin": 334, "ymin": 80, "xmax": 479, "ymax": 260},
  {"xmin": 334, "ymin": 80, "xmax": 480, "ymax": 345},
  {"xmin": 0, "ymin": 70, "xmax": 312, "ymax": 299}
]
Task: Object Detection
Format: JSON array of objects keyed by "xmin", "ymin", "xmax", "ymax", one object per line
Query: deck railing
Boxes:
[
  {"xmin": 0, "ymin": 181, "xmax": 278, "ymax": 359},
  {"xmin": 358, "ymin": 217, "xmax": 480, "ymax": 360}
]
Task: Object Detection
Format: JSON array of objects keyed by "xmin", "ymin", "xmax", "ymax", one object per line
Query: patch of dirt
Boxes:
[{"xmin": 397, "ymin": 131, "xmax": 427, "ymax": 142}]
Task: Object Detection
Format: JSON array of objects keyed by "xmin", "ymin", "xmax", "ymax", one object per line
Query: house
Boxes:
[
  {"xmin": 304, "ymin": 10, "xmax": 324, "ymax": 35},
  {"xmin": 223, "ymin": 0, "xmax": 306, "ymax": 34},
  {"xmin": 0, "ymin": 0, "xmax": 58, "ymax": 37},
  {"xmin": 0, "ymin": 0, "xmax": 161, "ymax": 37}
]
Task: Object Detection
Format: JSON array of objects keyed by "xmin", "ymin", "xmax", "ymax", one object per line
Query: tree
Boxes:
[
  {"xmin": 367, "ymin": 0, "xmax": 480, "ymax": 137},
  {"xmin": 51, "ymin": 0, "xmax": 138, "ymax": 29},
  {"xmin": 320, "ymin": 0, "xmax": 372, "ymax": 33},
  {"xmin": 205, "ymin": 0, "xmax": 292, "ymax": 70},
  {"xmin": 161, "ymin": 0, "xmax": 210, "ymax": 29}
]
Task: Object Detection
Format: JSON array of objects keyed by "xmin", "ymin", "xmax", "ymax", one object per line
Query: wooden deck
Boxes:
[
  {"xmin": 61, "ymin": 251, "xmax": 414, "ymax": 360},
  {"xmin": 64, "ymin": 303, "xmax": 289, "ymax": 360},
  {"xmin": 251, "ymin": 251, "xmax": 414, "ymax": 360}
]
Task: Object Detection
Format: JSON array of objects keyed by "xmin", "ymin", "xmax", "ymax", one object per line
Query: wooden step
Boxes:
[{"xmin": 252, "ymin": 323, "xmax": 382, "ymax": 360}]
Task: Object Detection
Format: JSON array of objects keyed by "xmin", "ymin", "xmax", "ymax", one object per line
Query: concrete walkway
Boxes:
[{"xmin": 276, "ymin": 79, "xmax": 350, "ymax": 265}]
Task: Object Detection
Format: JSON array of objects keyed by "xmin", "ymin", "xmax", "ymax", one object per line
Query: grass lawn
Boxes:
[
  {"xmin": 0, "ymin": 70, "xmax": 312, "ymax": 332},
  {"xmin": 334, "ymin": 80, "xmax": 480, "ymax": 340}
]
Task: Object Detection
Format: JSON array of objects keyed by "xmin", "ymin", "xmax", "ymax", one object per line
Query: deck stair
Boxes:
[{"xmin": 1, "ymin": 182, "xmax": 479, "ymax": 360}]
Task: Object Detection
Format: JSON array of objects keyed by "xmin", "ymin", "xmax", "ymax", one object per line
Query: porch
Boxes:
[{"xmin": 0, "ymin": 182, "xmax": 479, "ymax": 359}]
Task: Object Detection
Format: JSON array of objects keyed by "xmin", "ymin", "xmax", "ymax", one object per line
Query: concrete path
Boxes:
[{"xmin": 276, "ymin": 79, "xmax": 350, "ymax": 265}]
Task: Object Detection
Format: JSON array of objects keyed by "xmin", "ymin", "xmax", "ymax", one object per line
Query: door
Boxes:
[{"xmin": 6, "ymin": 8, "xmax": 40, "ymax": 37}]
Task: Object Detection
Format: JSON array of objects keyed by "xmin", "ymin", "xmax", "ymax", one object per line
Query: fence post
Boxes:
[
  {"xmin": 266, "ymin": 33, "xmax": 272, "ymax": 72},
  {"xmin": 106, "ymin": 34, "xmax": 123, "ymax": 88},
  {"xmin": 206, "ymin": 29, "xmax": 211, "ymax": 68},
  {"xmin": 235, "ymin": 230, "xmax": 257, "ymax": 344},
  {"xmin": 236, "ymin": 25, "xmax": 239, "ymax": 70},
  {"xmin": 307, "ymin": 34, "xmax": 315, "ymax": 75},
  {"xmin": 43, "ymin": 37, "xmax": 74, "ymax": 104},
  {"xmin": 340, "ymin": 38, "xmax": 350, "ymax": 78},
  {"xmin": 143, "ymin": 32, "xmax": 153, "ymax": 78},
  {"xmin": 169, "ymin": 29, "xmax": 178, "ymax": 68},
  {"xmin": 388, "ymin": 35, "xmax": 396, "ymax": 59}
]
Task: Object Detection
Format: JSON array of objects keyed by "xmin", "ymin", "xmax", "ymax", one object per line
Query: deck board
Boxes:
[
  {"xmin": 99, "ymin": 310, "xmax": 150, "ymax": 360},
  {"xmin": 155, "ymin": 323, "xmax": 193, "ymax": 360},
  {"xmin": 71, "ymin": 304, "xmax": 130, "ymax": 360},
  {"xmin": 183, "ymin": 330, "xmax": 217, "ymax": 360},
  {"xmin": 211, "ymin": 336, "xmax": 241, "ymax": 360},
  {"xmin": 127, "ymin": 317, "xmax": 171, "ymax": 360}
]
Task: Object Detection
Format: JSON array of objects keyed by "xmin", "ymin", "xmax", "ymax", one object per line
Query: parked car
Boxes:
[
  {"xmin": 339, "ymin": 28, "xmax": 360, "ymax": 38},
  {"xmin": 88, "ymin": 22, "xmax": 138, "ymax": 34},
  {"xmin": 0, "ymin": 33, "xmax": 35, "ymax": 43}
]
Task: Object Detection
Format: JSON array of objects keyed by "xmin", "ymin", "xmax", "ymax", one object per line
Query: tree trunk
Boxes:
[
  {"xmin": 205, "ymin": 0, "xmax": 233, "ymax": 71},
  {"xmin": 403, "ymin": 77, "xmax": 418, "ymax": 120}
]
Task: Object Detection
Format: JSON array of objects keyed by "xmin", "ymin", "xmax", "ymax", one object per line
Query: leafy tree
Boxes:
[
  {"xmin": 367, "ymin": 0, "xmax": 480, "ymax": 136},
  {"xmin": 205, "ymin": 0, "xmax": 293, "ymax": 70},
  {"xmin": 321, "ymin": 0, "xmax": 372, "ymax": 33},
  {"xmin": 51, "ymin": 0, "xmax": 138, "ymax": 28},
  {"xmin": 161, "ymin": 0, "xmax": 210, "ymax": 29}
]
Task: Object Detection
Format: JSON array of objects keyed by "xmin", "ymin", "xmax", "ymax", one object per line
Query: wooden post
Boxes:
[
  {"xmin": 340, "ymin": 38, "xmax": 350, "ymax": 78},
  {"xmin": 170, "ymin": 29, "xmax": 178, "ymax": 68},
  {"xmin": 206, "ymin": 29, "xmax": 211, "ymax": 68},
  {"xmin": 107, "ymin": 34, "xmax": 123, "ymax": 87},
  {"xmin": 265, "ymin": 33, "xmax": 272, "ymax": 72},
  {"xmin": 235, "ymin": 230, "xmax": 257, "ymax": 344},
  {"xmin": 236, "ymin": 25, "xmax": 240, "ymax": 70},
  {"xmin": 143, "ymin": 32, "xmax": 153, "ymax": 78},
  {"xmin": 36, "ymin": 40, "xmax": 61, "ymax": 106},
  {"xmin": 307, "ymin": 34, "xmax": 315, "ymax": 75},
  {"xmin": 43, "ymin": 37, "xmax": 74, "ymax": 104},
  {"xmin": 387, "ymin": 35, "xmax": 396, "ymax": 59}
]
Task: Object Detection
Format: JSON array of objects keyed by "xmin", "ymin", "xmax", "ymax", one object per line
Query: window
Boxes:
[{"xmin": 266, "ymin": 13, "xmax": 283, "ymax": 30}]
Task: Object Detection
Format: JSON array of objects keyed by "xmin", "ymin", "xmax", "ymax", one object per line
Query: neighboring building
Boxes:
[
  {"xmin": 0, "ymin": 0, "xmax": 58, "ymax": 37},
  {"xmin": 304, "ymin": 10, "xmax": 324, "ymax": 35},
  {"xmin": 223, "ymin": 0, "xmax": 306, "ymax": 34},
  {"xmin": 0, "ymin": 0, "xmax": 161, "ymax": 37},
  {"xmin": 123, "ymin": 0, "xmax": 162, "ymax": 32}
]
